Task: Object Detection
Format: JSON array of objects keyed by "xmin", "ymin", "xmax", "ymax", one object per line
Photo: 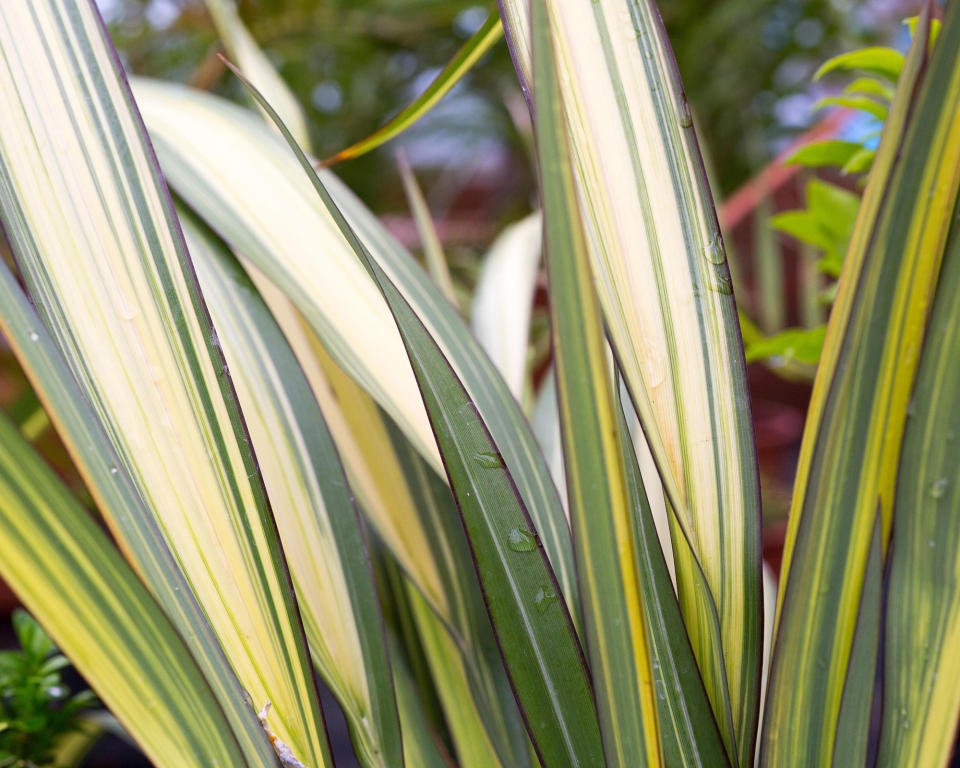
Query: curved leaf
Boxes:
[
  {"xmin": 763, "ymin": 9, "xmax": 960, "ymax": 763},
  {"xmin": 134, "ymin": 78, "xmax": 579, "ymax": 629},
  {"xmin": 227, "ymin": 59, "xmax": 606, "ymax": 768},
  {"xmin": 321, "ymin": 13, "xmax": 503, "ymax": 166}
]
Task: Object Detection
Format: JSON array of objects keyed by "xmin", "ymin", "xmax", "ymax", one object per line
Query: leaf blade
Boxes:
[
  {"xmin": 0, "ymin": 413, "xmax": 250, "ymax": 768},
  {"xmin": 497, "ymin": 2, "xmax": 763, "ymax": 760},
  {"xmin": 763, "ymin": 8, "xmax": 960, "ymax": 763},
  {"xmin": 321, "ymin": 13, "xmax": 503, "ymax": 165},
  {"xmin": 0, "ymin": 4, "xmax": 329, "ymax": 763},
  {"xmin": 532, "ymin": 1, "xmax": 658, "ymax": 763}
]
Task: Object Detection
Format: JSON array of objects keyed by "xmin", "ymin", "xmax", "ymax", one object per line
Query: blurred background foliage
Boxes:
[{"xmin": 99, "ymin": 0, "xmax": 907, "ymax": 215}]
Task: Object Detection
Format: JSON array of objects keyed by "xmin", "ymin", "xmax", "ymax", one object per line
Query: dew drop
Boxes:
[
  {"xmin": 930, "ymin": 478, "xmax": 948, "ymax": 499},
  {"xmin": 711, "ymin": 273, "xmax": 734, "ymax": 295},
  {"xmin": 703, "ymin": 230, "xmax": 726, "ymax": 265},
  {"xmin": 508, "ymin": 527, "xmax": 538, "ymax": 552},
  {"xmin": 109, "ymin": 466, "xmax": 119, "ymax": 476},
  {"xmin": 28, "ymin": 330, "xmax": 39, "ymax": 342},
  {"xmin": 474, "ymin": 451, "xmax": 505, "ymax": 469},
  {"xmin": 535, "ymin": 585, "xmax": 558, "ymax": 614},
  {"xmin": 677, "ymin": 98, "xmax": 693, "ymax": 128}
]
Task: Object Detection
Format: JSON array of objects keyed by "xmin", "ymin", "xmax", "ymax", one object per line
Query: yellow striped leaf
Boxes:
[
  {"xmin": 0, "ymin": 413, "xmax": 252, "ymax": 768},
  {"xmin": 532, "ymin": 0, "xmax": 658, "ymax": 763},
  {"xmin": 498, "ymin": 2, "xmax": 762, "ymax": 761},
  {"xmin": 877, "ymin": 41, "xmax": 960, "ymax": 760},
  {"xmin": 0, "ymin": 4, "xmax": 329, "ymax": 764},
  {"xmin": 763, "ymin": 8, "xmax": 960, "ymax": 764}
]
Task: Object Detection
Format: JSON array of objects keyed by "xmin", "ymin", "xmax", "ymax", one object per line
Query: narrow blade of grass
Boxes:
[{"xmin": 320, "ymin": 14, "xmax": 503, "ymax": 166}]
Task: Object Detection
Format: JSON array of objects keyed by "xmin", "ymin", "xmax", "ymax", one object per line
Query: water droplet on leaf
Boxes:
[
  {"xmin": 474, "ymin": 451, "xmax": 505, "ymax": 469},
  {"xmin": 508, "ymin": 527, "xmax": 538, "ymax": 552},
  {"xmin": 703, "ymin": 230, "xmax": 726, "ymax": 265},
  {"xmin": 535, "ymin": 585, "xmax": 558, "ymax": 614},
  {"xmin": 930, "ymin": 478, "xmax": 948, "ymax": 499}
]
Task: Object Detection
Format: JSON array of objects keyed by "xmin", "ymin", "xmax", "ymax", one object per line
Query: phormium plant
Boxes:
[{"xmin": 0, "ymin": 0, "xmax": 958, "ymax": 767}]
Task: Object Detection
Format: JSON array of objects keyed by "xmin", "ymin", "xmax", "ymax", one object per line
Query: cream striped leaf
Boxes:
[
  {"xmin": 497, "ymin": 2, "xmax": 762, "ymax": 763},
  {"xmin": 0, "ymin": 413, "xmax": 251, "ymax": 768},
  {"xmin": 182, "ymin": 209, "xmax": 403, "ymax": 768},
  {"xmin": 0, "ymin": 3, "xmax": 329, "ymax": 764},
  {"xmin": 0, "ymin": 253, "xmax": 279, "ymax": 767},
  {"xmin": 132, "ymin": 78, "xmax": 579, "ymax": 625}
]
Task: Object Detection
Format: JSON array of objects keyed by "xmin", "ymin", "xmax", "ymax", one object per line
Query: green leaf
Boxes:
[
  {"xmin": 0, "ymin": 413, "xmax": 251, "ymax": 768},
  {"xmin": 770, "ymin": 180, "xmax": 860, "ymax": 274},
  {"xmin": 813, "ymin": 46, "xmax": 904, "ymax": 82},
  {"xmin": 225, "ymin": 55, "xmax": 606, "ymax": 768},
  {"xmin": 814, "ymin": 94, "xmax": 889, "ymax": 120},
  {"xmin": 841, "ymin": 147, "xmax": 876, "ymax": 175},
  {"xmin": 321, "ymin": 13, "xmax": 503, "ymax": 165},
  {"xmin": 843, "ymin": 77, "xmax": 895, "ymax": 103},
  {"xmin": 762, "ymin": 8, "xmax": 960, "ymax": 764},
  {"xmin": 744, "ymin": 326, "xmax": 826, "ymax": 366},
  {"xmin": 0, "ymin": 4, "xmax": 329, "ymax": 764},
  {"xmin": 785, "ymin": 140, "xmax": 864, "ymax": 169},
  {"xmin": 497, "ymin": 3, "xmax": 763, "ymax": 762}
]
